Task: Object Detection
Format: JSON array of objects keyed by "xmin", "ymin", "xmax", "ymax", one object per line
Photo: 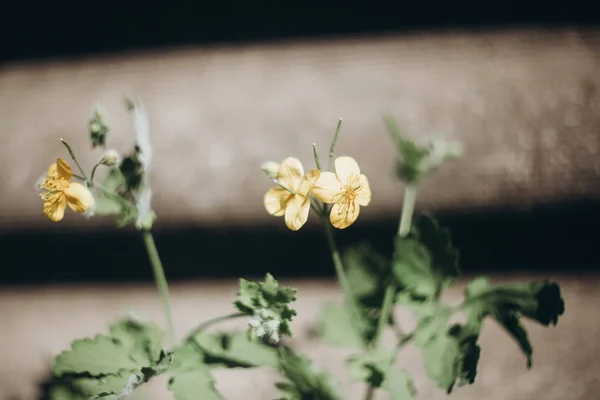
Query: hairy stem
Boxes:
[
  {"xmin": 186, "ymin": 312, "xmax": 246, "ymax": 341},
  {"xmin": 142, "ymin": 229, "xmax": 175, "ymax": 347}
]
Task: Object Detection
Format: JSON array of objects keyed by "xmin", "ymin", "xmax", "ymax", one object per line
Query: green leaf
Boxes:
[
  {"xmin": 396, "ymin": 294, "xmax": 453, "ymax": 347},
  {"xmin": 393, "ymin": 214, "xmax": 459, "ymax": 299},
  {"xmin": 92, "ymin": 193, "xmax": 123, "ymax": 216},
  {"xmin": 193, "ymin": 331, "xmax": 280, "ymax": 368},
  {"xmin": 109, "ymin": 317, "xmax": 164, "ymax": 367},
  {"xmin": 383, "ymin": 116, "xmax": 463, "ymax": 182},
  {"xmin": 168, "ymin": 342, "xmax": 223, "ymax": 400},
  {"xmin": 343, "ymin": 243, "xmax": 391, "ymax": 306},
  {"xmin": 347, "ymin": 348, "xmax": 415, "ymax": 400},
  {"xmin": 168, "ymin": 370, "xmax": 223, "ymax": 400},
  {"xmin": 234, "ymin": 273, "xmax": 297, "ymax": 343},
  {"xmin": 170, "ymin": 341, "xmax": 210, "ymax": 373},
  {"xmin": 463, "ymin": 277, "xmax": 565, "ymax": 368},
  {"xmin": 53, "ymin": 335, "xmax": 140, "ymax": 376},
  {"xmin": 92, "ymin": 168, "xmax": 127, "ymax": 217},
  {"xmin": 276, "ymin": 347, "xmax": 343, "ymax": 400},
  {"xmin": 42, "ymin": 372, "xmax": 140, "ymax": 400},
  {"xmin": 318, "ymin": 302, "xmax": 367, "ymax": 349},
  {"xmin": 44, "ymin": 382, "xmax": 88, "ymax": 400},
  {"xmin": 383, "ymin": 116, "xmax": 430, "ymax": 183},
  {"xmin": 383, "ymin": 369, "xmax": 417, "ymax": 400},
  {"xmin": 422, "ymin": 325, "xmax": 480, "ymax": 394},
  {"xmin": 94, "ymin": 373, "xmax": 138, "ymax": 396},
  {"xmin": 317, "ymin": 244, "xmax": 394, "ymax": 349}
]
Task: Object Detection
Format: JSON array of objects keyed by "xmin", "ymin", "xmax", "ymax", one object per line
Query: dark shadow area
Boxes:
[
  {"xmin": 1, "ymin": 1, "xmax": 599, "ymax": 63},
  {"xmin": 1, "ymin": 200, "xmax": 598, "ymax": 284}
]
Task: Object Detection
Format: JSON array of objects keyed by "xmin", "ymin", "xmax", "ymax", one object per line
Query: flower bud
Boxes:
[
  {"xmin": 261, "ymin": 161, "xmax": 280, "ymax": 179},
  {"xmin": 89, "ymin": 107, "xmax": 110, "ymax": 149},
  {"xmin": 100, "ymin": 149, "xmax": 120, "ymax": 167}
]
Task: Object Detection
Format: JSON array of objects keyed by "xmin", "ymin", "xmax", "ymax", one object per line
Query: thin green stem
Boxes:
[
  {"xmin": 373, "ymin": 184, "xmax": 419, "ymax": 344},
  {"xmin": 321, "ymin": 218, "xmax": 363, "ymax": 335},
  {"xmin": 90, "ymin": 162, "xmax": 102, "ymax": 184},
  {"xmin": 372, "ymin": 283, "xmax": 396, "ymax": 346},
  {"xmin": 312, "ymin": 143, "xmax": 322, "ymax": 170},
  {"xmin": 398, "ymin": 183, "xmax": 418, "ymax": 237},
  {"xmin": 363, "ymin": 386, "xmax": 375, "ymax": 400},
  {"xmin": 60, "ymin": 138, "xmax": 88, "ymax": 180},
  {"xmin": 186, "ymin": 312, "xmax": 245, "ymax": 341},
  {"xmin": 274, "ymin": 179, "xmax": 297, "ymax": 195},
  {"xmin": 364, "ymin": 183, "xmax": 419, "ymax": 400},
  {"xmin": 328, "ymin": 119, "xmax": 343, "ymax": 171},
  {"xmin": 396, "ymin": 331, "xmax": 414, "ymax": 349},
  {"xmin": 141, "ymin": 230, "xmax": 175, "ymax": 347},
  {"xmin": 310, "ymin": 201, "xmax": 324, "ymax": 217}
]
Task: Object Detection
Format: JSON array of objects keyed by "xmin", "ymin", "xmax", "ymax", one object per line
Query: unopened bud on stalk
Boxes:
[
  {"xmin": 261, "ymin": 161, "xmax": 280, "ymax": 179},
  {"xmin": 100, "ymin": 149, "xmax": 120, "ymax": 167}
]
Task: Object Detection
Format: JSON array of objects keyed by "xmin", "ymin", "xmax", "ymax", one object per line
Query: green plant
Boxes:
[{"xmin": 39, "ymin": 101, "xmax": 565, "ymax": 400}]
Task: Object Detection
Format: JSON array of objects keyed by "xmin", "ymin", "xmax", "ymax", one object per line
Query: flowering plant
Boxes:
[{"xmin": 41, "ymin": 102, "xmax": 565, "ymax": 400}]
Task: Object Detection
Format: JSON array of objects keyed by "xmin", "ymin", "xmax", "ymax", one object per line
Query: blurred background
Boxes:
[{"xmin": 1, "ymin": 1, "xmax": 600, "ymax": 399}]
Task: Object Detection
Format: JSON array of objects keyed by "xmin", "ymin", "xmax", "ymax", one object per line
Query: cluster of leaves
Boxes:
[
  {"xmin": 43, "ymin": 274, "xmax": 345, "ymax": 400},
  {"xmin": 383, "ymin": 115, "xmax": 463, "ymax": 183},
  {"xmin": 319, "ymin": 212, "xmax": 565, "ymax": 398},
  {"xmin": 44, "ymin": 317, "xmax": 170, "ymax": 400},
  {"xmin": 314, "ymin": 122, "xmax": 564, "ymax": 398},
  {"xmin": 275, "ymin": 348, "xmax": 344, "ymax": 400},
  {"xmin": 234, "ymin": 273, "xmax": 298, "ymax": 344}
]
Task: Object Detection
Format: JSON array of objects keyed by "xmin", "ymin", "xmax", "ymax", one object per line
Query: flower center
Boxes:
[
  {"xmin": 40, "ymin": 176, "xmax": 69, "ymax": 201},
  {"xmin": 333, "ymin": 174, "xmax": 362, "ymax": 215}
]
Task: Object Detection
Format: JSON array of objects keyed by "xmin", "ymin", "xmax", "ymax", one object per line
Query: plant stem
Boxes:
[
  {"xmin": 90, "ymin": 162, "xmax": 102, "ymax": 184},
  {"xmin": 373, "ymin": 184, "xmax": 419, "ymax": 343},
  {"xmin": 328, "ymin": 119, "xmax": 343, "ymax": 171},
  {"xmin": 364, "ymin": 183, "xmax": 419, "ymax": 400},
  {"xmin": 60, "ymin": 138, "xmax": 89, "ymax": 180},
  {"xmin": 372, "ymin": 283, "xmax": 396, "ymax": 346},
  {"xmin": 398, "ymin": 183, "xmax": 418, "ymax": 237},
  {"xmin": 141, "ymin": 229, "xmax": 176, "ymax": 347},
  {"xmin": 186, "ymin": 312, "xmax": 246, "ymax": 341},
  {"xmin": 363, "ymin": 386, "xmax": 375, "ymax": 400},
  {"xmin": 312, "ymin": 143, "xmax": 322, "ymax": 170},
  {"xmin": 321, "ymin": 219, "xmax": 363, "ymax": 336}
]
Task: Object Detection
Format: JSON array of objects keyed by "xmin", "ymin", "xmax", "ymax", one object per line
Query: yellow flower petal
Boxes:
[
  {"xmin": 284, "ymin": 194, "xmax": 311, "ymax": 231},
  {"xmin": 334, "ymin": 156, "xmax": 361, "ymax": 184},
  {"xmin": 296, "ymin": 169, "xmax": 321, "ymax": 197},
  {"xmin": 56, "ymin": 158, "xmax": 73, "ymax": 182},
  {"xmin": 278, "ymin": 157, "xmax": 304, "ymax": 190},
  {"xmin": 45, "ymin": 162, "xmax": 58, "ymax": 181},
  {"xmin": 356, "ymin": 174, "xmax": 372, "ymax": 206},
  {"xmin": 43, "ymin": 192, "xmax": 67, "ymax": 222},
  {"xmin": 64, "ymin": 182, "xmax": 95, "ymax": 213},
  {"xmin": 330, "ymin": 200, "xmax": 360, "ymax": 229},
  {"xmin": 312, "ymin": 171, "xmax": 342, "ymax": 203},
  {"xmin": 264, "ymin": 187, "xmax": 291, "ymax": 217}
]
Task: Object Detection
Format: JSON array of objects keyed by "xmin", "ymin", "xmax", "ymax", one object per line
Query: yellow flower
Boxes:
[
  {"xmin": 39, "ymin": 158, "xmax": 95, "ymax": 222},
  {"xmin": 264, "ymin": 157, "xmax": 321, "ymax": 231},
  {"xmin": 312, "ymin": 156, "xmax": 371, "ymax": 229}
]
